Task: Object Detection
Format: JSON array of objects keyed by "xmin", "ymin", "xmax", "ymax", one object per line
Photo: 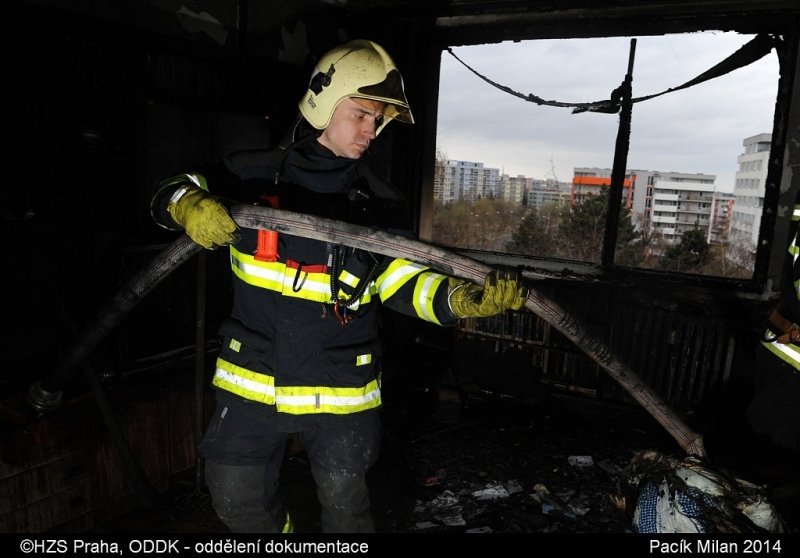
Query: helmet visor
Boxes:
[{"xmin": 356, "ymin": 69, "xmax": 414, "ymax": 124}]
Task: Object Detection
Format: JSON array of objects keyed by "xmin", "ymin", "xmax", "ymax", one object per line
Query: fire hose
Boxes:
[{"xmin": 29, "ymin": 204, "xmax": 706, "ymax": 457}]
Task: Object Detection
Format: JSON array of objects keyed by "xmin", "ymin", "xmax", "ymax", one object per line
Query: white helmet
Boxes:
[{"xmin": 299, "ymin": 39, "xmax": 414, "ymax": 135}]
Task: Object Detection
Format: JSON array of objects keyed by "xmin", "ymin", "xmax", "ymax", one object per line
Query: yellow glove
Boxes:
[
  {"xmin": 448, "ymin": 270, "xmax": 528, "ymax": 318},
  {"xmin": 167, "ymin": 186, "xmax": 240, "ymax": 249}
]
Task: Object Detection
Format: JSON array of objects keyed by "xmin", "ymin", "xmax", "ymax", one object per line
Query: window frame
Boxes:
[{"xmin": 416, "ymin": 22, "xmax": 797, "ymax": 295}]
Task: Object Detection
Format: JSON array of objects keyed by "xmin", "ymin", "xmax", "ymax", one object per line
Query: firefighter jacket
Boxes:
[
  {"xmin": 151, "ymin": 134, "xmax": 459, "ymax": 425},
  {"xmin": 763, "ymin": 197, "xmax": 800, "ymax": 370}
]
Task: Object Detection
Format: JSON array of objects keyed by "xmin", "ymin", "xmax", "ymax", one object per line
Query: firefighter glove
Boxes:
[
  {"xmin": 167, "ymin": 185, "xmax": 240, "ymax": 249},
  {"xmin": 447, "ymin": 270, "xmax": 528, "ymax": 319}
]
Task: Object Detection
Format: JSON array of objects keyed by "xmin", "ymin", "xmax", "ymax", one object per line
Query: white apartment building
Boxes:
[
  {"xmin": 527, "ymin": 179, "xmax": 571, "ymax": 209},
  {"xmin": 499, "ymin": 174, "xmax": 530, "ymax": 204},
  {"xmin": 729, "ymin": 133, "xmax": 771, "ymax": 253},
  {"xmin": 650, "ymin": 179, "xmax": 717, "ymax": 242},
  {"xmin": 629, "ymin": 170, "xmax": 716, "ymax": 234},
  {"xmin": 433, "ymin": 160, "xmax": 499, "ymax": 204}
]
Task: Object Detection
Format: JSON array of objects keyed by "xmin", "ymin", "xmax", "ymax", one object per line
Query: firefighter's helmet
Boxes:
[{"xmin": 298, "ymin": 39, "xmax": 414, "ymax": 135}]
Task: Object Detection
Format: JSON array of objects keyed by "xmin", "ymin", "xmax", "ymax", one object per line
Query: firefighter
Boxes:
[
  {"xmin": 150, "ymin": 39, "xmax": 527, "ymax": 533},
  {"xmin": 747, "ymin": 193, "xmax": 800, "ymax": 458}
]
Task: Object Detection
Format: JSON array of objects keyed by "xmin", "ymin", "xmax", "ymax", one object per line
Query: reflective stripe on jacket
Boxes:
[{"xmin": 230, "ymin": 246, "xmax": 374, "ymax": 309}]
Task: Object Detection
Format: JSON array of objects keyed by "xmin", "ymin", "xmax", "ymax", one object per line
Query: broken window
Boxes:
[{"xmin": 432, "ymin": 32, "xmax": 780, "ymax": 281}]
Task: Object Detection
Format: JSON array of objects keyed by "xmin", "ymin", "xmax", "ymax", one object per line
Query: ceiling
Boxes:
[{"xmin": 15, "ymin": 1, "xmax": 800, "ymax": 42}]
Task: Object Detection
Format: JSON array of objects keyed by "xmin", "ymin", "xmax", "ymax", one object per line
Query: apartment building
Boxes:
[
  {"xmin": 650, "ymin": 179, "xmax": 717, "ymax": 242},
  {"xmin": 729, "ymin": 133, "xmax": 771, "ymax": 252},
  {"xmin": 499, "ymin": 174, "xmax": 531, "ymax": 204},
  {"xmin": 572, "ymin": 167, "xmax": 716, "ymax": 242},
  {"xmin": 708, "ymin": 192, "xmax": 736, "ymax": 244},
  {"xmin": 433, "ymin": 159, "xmax": 499, "ymax": 204},
  {"xmin": 527, "ymin": 179, "xmax": 572, "ymax": 209},
  {"xmin": 570, "ymin": 169, "xmax": 634, "ymax": 208}
]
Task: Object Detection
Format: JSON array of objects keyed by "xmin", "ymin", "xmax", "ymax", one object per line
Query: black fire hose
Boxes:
[{"xmin": 29, "ymin": 205, "xmax": 705, "ymax": 457}]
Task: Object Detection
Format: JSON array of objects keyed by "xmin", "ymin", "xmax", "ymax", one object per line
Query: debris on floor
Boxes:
[
  {"xmin": 370, "ymin": 389, "xmax": 675, "ymax": 533},
  {"xmin": 370, "ymin": 388, "xmax": 800, "ymax": 533},
  {"xmin": 622, "ymin": 449, "xmax": 786, "ymax": 533}
]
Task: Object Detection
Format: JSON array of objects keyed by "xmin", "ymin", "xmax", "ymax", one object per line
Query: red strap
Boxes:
[{"xmin": 285, "ymin": 259, "xmax": 328, "ymax": 273}]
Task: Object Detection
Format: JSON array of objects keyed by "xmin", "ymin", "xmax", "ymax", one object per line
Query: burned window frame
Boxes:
[{"xmin": 419, "ymin": 17, "xmax": 798, "ymax": 295}]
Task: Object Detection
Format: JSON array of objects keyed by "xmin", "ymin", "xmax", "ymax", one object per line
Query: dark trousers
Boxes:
[
  {"xmin": 199, "ymin": 392, "xmax": 381, "ymax": 533},
  {"xmin": 746, "ymin": 344, "xmax": 800, "ymax": 453}
]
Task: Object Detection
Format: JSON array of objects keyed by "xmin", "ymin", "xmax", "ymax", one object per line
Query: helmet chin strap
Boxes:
[{"xmin": 281, "ymin": 116, "xmax": 319, "ymax": 148}]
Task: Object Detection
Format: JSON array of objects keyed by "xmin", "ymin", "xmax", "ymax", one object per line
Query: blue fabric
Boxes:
[
  {"xmin": 634, "ymin": 480, "xmax": 660, "ymax": 533},
  {"xmin": 633, "ymin": 480, "xmax": 714, "ymax": 533}
]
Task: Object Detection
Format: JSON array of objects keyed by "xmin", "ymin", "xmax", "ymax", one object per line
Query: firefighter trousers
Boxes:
[{"xmin": 200, "ymin": 391, "xmax": 381, "ymax": 533}]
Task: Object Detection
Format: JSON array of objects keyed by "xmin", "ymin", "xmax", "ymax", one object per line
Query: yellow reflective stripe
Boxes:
[
  {"xmin": 763, "ymin": 336, "xmax": 800, "ymax": 372},
  {"xmin": 275, "ymin": 380, "xmax": 381, "ymax": 414},
  {"xmin": 339, "ymin": 269, "xmax": 359, "ymax": 288},
  {"xmin": 231, "ymin": 249, "xmax": 286, "ymax": 292},
  {"xmin": 230, "ymin": 247, "xmax": 373, "ymax": 305},
  {"xmin": 232, "ymin": 251, "xmax": 329, "ymax": 301},
  {"xmin": 284, "ymin": 266, "xmax": 330, "ymax": 299},
  {"xmin": 234, "ymin": 250, "xmax": 333, "ymax": 297},
  {"xmin": 212, "ymin": 359, "xmax": 381, "ymax": 414},
  {"xmin": 229, "ymin": 339, "xmax": 242, "ymax": 352},
  {"xmin": 376, "ymin": 259, "xmax": 428, "ymax": 301},
  {"xmin": 282, "ymin": 512, "xmax": 294, "ymax": 533},
  {"xmin": 356, "ymin": 354, "xmax": 372, "ymax": 366},
  {"xmin": 792, "ymin": 206, "xmax": 800, "ymax": 221},
  {"xmin": 412, "ymin": 271, "xmax": 447, "ymax": 325},
  {"xmin": 212, "ymin": 358, "xmax": 276, "ymax": 404}
]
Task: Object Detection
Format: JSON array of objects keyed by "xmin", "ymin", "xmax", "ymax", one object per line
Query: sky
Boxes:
[{"xmin": 435, "ymin": 31, "xmax": 780, "ymax": 193}]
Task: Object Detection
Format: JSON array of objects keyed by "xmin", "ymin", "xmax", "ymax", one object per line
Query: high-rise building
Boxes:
[
  {"xmin": 433, "ymin": 160, "xmax": 499, "ymax": 204},
  {"xmin": 499, "ymin": 174, "xmax": 530, "ymax": 204},
  {"xmin": 649, "ymin": 178, "xmax": 717, "ymax": 243},
  {"xmin": 730, "ymin": 133, "xmax": 771, "ymax": 252},
  {"xmin": 527, "ymin": 179, "xmax": 571, "ymax": 209}
]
